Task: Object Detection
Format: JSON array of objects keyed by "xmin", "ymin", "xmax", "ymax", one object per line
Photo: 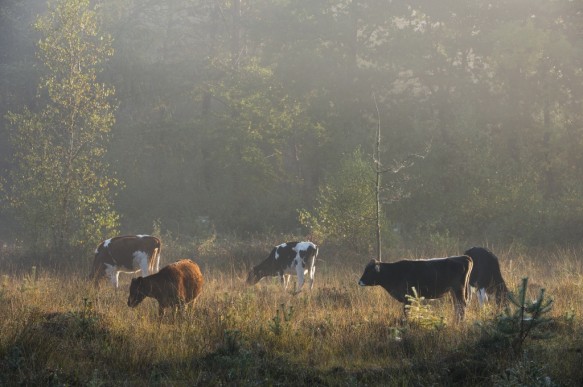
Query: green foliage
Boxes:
[
  {"xmin": 1, "ymin": 0, "xmax": 583, "ymax": 245},
  {"xmin": 4, "ymin": 0, "xmax": 118, "ymax": 260},
  {"xmin": 69, "ymin": 298, "xmax": 100, "ymax": 339},
  {"xmin": 220, "ymin": 329, "xmax": 243, "ymax": 356},
  {"xmin": 492, "ymin": 352, "xmax": 557, "ymax": 387},
  {"xmin": 405, "ymin": 287, "xmax": 446, "ymax": 330},
  {"xmin": 485, "ymin": 277, "xmax": 554, "ymax": 354},
  {"xmin": 299, "ymin": 148, "xmax": 383, "ymax": 252},
  {"xmin": 269, "ymin": 303, "xmax": 294, "ymax": 337}
]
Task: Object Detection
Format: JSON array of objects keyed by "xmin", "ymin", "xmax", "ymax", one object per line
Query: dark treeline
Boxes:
[{"xmin": 1, "ymin": 0, "xmax": 583, "ymax": 256}]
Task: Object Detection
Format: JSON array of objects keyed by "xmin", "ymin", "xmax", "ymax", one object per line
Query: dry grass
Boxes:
[{"xmin": 0, "ymin": 242, "xmax": 582, "ymax": 385}]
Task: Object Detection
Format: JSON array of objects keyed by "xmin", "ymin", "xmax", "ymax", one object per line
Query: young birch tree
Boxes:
[{"xmin": 5, "ymin": 0, "xmax": 118, "ymax": 261}]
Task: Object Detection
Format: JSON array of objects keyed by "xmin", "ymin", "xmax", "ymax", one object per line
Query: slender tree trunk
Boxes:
[
  {"xmin": 231, "ymin": 0, "xmax": 241, "ymax": 69},
  {"xmin": 374, "ymin": 95, "xmax": 382, "ymax": 262}
]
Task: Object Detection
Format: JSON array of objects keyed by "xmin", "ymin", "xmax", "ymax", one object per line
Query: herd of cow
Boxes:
[{"xmin": 90, "ymin": 235, "xmax": 508, "ymax": 320}]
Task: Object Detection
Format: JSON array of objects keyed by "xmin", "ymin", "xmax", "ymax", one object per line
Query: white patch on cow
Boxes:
[
  {"xmin": 274, "ymin": 243, "xmax": 287, "ymax": 260},
  {"xmin": 103, "ymin": 238, "xmax": 112, "ymax": 248},
  {"xmin": 133, "ymin": 250, "xmax": 150, "ymax": 275},
  {"xmin": 294, "ymin": 241, "xmax": 312, "ymax": 252},
  {"xmin": 289, "ymin": 241, "xmax": 317, "ymax": 293},
  {"xmin": 469, "ymin": 286, "xmax": 489, "ymax": 306}
]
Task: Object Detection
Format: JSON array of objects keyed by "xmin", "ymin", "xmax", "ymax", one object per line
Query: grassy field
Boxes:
[{"xmin": 0, "ymin": 240, "xmax": 582, "ymax": 386}]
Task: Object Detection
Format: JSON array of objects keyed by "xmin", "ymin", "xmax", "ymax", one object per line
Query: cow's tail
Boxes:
[
  {"xmin": 463, "ymin": 256, "xmax": 474, "ymax": 303},
  {"xmin": 90, "ymin": 253, "xmax": 105, "ymax": 286}
]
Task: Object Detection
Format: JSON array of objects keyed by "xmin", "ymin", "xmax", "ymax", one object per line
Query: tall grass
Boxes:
[{"xmin": 0, "ymin": 240, "xmax": 582, "ymax": 385}]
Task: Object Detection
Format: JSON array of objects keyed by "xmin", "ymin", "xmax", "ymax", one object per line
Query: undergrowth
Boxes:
[{"xmin": 0, "ymin": 243, "xmax": 582, "ymax": 385}]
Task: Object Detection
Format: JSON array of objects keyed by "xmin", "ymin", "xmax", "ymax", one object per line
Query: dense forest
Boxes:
[{"xmin": 1, "ymin": 0, "xmax": 583, "ymax": 261}]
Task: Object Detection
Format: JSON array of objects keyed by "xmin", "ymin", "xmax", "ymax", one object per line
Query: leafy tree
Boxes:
[
  {"xmin": 4, "ymin": 0, "xmax": 118, "ymax": 261},
  {"xmin": 299, "ymin": 148, "xmax": 384, "ymax": 252}
]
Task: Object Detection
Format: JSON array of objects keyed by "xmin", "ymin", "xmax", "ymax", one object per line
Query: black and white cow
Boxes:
[
  {"xmin": 246, "ymin": 241, "xmax": 318, "ymax": 293},
  {"xmin": 464, "ymin": 246, "xmax": 508, "ymax": 307},
  {"xmin": 91, "ymin": 235, "xmax": 161, "ymax": 288},
  {"xmin": 358, "ymin": 256, "xmax": 473, "ymax": 321}
]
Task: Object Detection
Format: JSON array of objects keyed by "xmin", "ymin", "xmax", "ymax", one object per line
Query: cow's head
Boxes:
[
  {"xmin": 358, "ymin": 259, "xmax": 381, "ymax": 286},
  {"xmin": 128, "ymin": 277, "xmax": 148, "ymax": 307},
  {"xmin": 246, "ymin": 266, "xmax": 263, "ymax": 285}
]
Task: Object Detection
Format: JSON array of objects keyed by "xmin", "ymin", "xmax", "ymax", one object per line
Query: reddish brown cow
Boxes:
[
  {"xmin": 91, "ymin": 235, "xmax": 161, "ymax": 288},
  {"xmin": 127, "ymin": 259, "xmax": 204, "ymax": 317}
]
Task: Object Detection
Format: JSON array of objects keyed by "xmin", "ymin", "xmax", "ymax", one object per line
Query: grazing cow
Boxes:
[
  {"xmin": 464, "ymin": 247, "xmax": 508, "ymax": 307},
  {"xmin": 91, "ymin": 235, "xmax": 161, "ymax": 288},
  {"xmin": 127, "ymin": 259, "xmax": 204, "ymax": 317},
  {"xmin": 358, "ymin": 256, "xmax": 473, "ymax": 321},
  {"xmin": 246, "ymin": 241, "xmax": 318, "ymax": 293}
]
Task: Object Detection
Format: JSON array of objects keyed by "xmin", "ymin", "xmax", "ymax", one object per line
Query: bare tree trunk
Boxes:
[
  {"xmin": 374, "ymin": 95, "xmax": 382, "ymax": 262},
  {"xmin": 231, "ymin": 0, "xmax": 241, "ymax": 69}
]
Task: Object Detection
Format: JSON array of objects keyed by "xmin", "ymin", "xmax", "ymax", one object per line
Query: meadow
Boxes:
[{"xmin": 0, "ymin": 238, "xmax": 582, "ymax": 386}]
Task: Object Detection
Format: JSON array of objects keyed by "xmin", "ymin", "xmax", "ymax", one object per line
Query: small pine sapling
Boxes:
[{"xmin": 495, "ymin": 277, "xmax": 554, "ymax": 353}]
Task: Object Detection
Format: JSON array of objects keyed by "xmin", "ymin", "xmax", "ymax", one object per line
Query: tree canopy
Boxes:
[
  {"xmin": 1, "ymin": 0, "xmax": 582, "ymax": 256},
  {"xmin": 3, "ymin": 0, "xmax": 118, "ymax": 260}
]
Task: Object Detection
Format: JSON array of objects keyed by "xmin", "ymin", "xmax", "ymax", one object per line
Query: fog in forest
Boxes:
[{"xmin": 1, "ymin": 0, "xmax": 582, "ymax": 259}]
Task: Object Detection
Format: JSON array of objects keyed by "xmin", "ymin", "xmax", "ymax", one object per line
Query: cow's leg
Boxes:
[
  {"xmin": 280, "ymin": 274, "xmax": 293, "ymax": 290},
  {"xmin": 309, "ymin": 265, "xmax": 316, "ymax": 290},
  {"xmin": 477, "ymin": 288, "xmax": 488, "ymax": 306},
  {"xmin": 452, "ymin": 289, "xmax": 466, "ymax": 322},
  {"xmin": 104, "ymin": 264, "xmax": 120, "ymax": 288},
  {"xmin": 469, "ymin": 285, "xmax": 476, "ymax": 303},
  {"xmin": 295, "ymin": 265, "xmax": 305, "ymax": 293},
  {"xmin": 307, "ymin": 253, "xmax": 316, "ymax": 290},
  {"xmin": 92, "ymin": 263, "xmax": 106, "ymax": 287}
]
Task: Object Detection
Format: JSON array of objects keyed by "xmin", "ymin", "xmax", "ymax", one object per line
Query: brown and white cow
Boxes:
[
  {"xmin": 246, "ymin": 241, "xmax": 318, "ymax": 293},
  {"xmin": 91, "ymin": 235, "xmax": 161, "ymax": 288},
  {"xmin": 127, "ymin": 259, "xmax": 204, "ymax": 317},
  {"xmin": 464, "ymin": 247, "xmax": 508, "ymax": 307},
  {"xmin": 358, "ymin": 256, "xmax": 473, "ymax": 321}
]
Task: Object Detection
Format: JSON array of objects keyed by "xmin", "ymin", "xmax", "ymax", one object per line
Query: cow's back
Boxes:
[
  {"xmin": 387, "ymin": 257, "xmax": 472, "ymax": 299},
  {"xmin": 159, "ymin": 259, "xmax": 204, "ymax": 305},
  {"xmin": 464, "ymin": 247, "xmax": 504, "ymax": 286}
]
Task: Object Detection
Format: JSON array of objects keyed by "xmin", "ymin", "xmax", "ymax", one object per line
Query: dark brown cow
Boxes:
[
  {"xmin": 358, "ymin": 256, "xmax": 473, "ymax": 321},
  {"xmin": 91, "ymin": 235, "xmax": 161, "ymax": 288},
  {"xmin": 127, "ymin": 259, "xmax": 204, "ymax": 317},
  {"xmin": 464, "ymin": 247, "xmax": 508, "ymax": 307},
  {"xmin": 246, "ymin": 241, "xmax": 318, "ymax": 293}
]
